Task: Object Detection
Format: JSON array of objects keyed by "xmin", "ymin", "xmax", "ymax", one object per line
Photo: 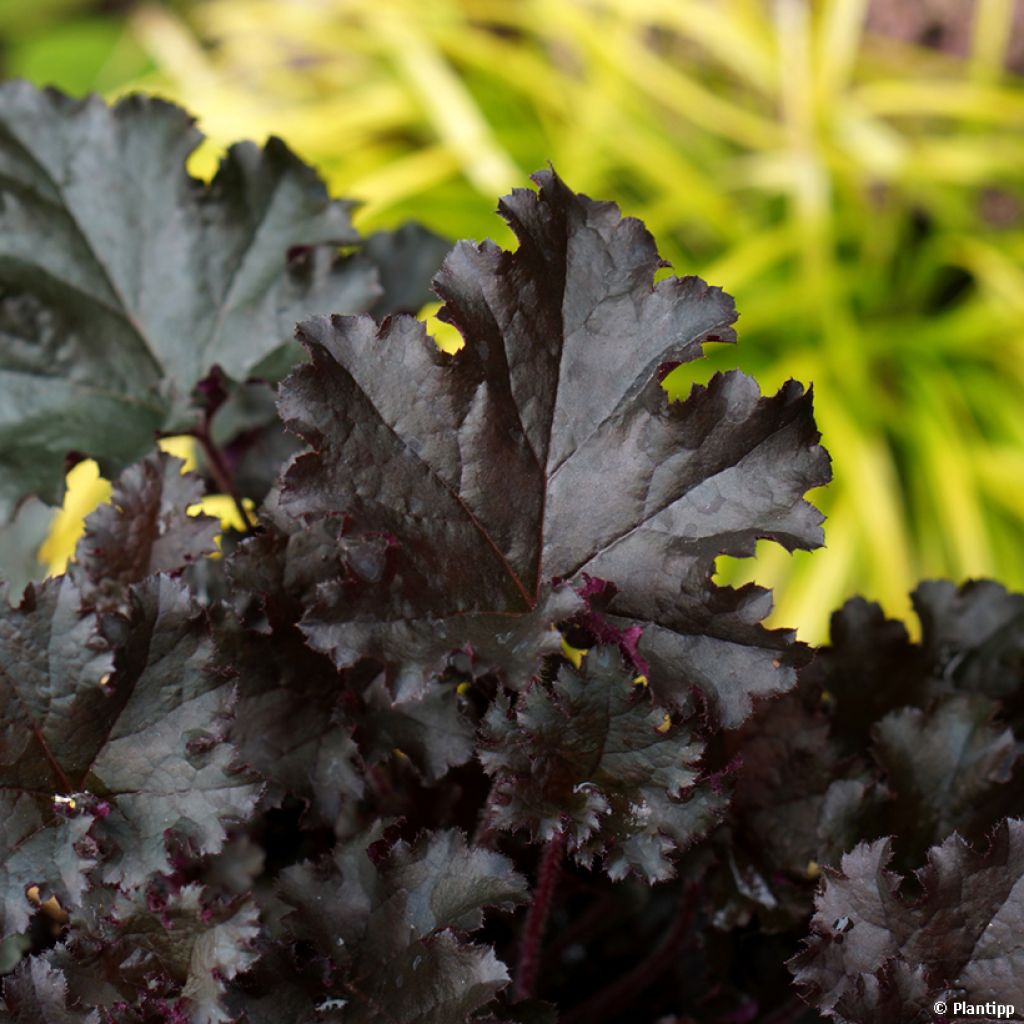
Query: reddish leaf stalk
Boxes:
[
  {"xmin": 560, "ymin": 881, "xmax": 699, "ymax": 1024},
  {"xmin": 514, "ymin": 830, "xmax": 567, "ymax": 1002},
  {"xmin": 191, "ymin": 423, "xmax": 255, "ymax": 533}
]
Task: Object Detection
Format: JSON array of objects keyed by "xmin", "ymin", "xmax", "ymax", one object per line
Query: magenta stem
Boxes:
[{"xmin": 513, "ymin": 830, "xmax": 567, "ymax": 1001}]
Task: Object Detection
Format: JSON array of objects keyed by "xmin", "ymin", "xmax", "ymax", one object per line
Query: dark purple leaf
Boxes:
[
  {"xmin": 0, "ymin": 575, "xmax": 259, "ymax": 937},
  {"xmin": 791, "ymin": 819, "xmax": 1024, "ymax": 1023},
  {"xmin": 478, "ymin": 646, "xmax": 726, "ymax": 881},
  {"xmin": 1, "ymin": 958, "xmax": 98, "ymax": 1023},
  {"xmin": 872, "ymin": 694, "xmax": 1021, "ymax": 861},
  {"xmin": 276, "ymin": 170, "xmax": 829, "ymax": 724},
  {"xmin": 48, "ymin": 884, "xmax": 259, "ymax": 1024},
  {"xmin": 71, "ymin": 453, "xmax": 219, "ymax": 615},
  {"xmin": 273, "ymin": 826, "xmax": 526, "ymax": 1023}
]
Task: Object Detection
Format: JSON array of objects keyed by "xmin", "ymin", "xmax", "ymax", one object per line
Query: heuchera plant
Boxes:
[{"xmin": 1, "ymin": 84, "xmax": 1023, "ymax": 1024}]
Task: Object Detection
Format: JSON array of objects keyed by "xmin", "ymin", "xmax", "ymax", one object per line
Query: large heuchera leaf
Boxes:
[
  {"xmin": 0, "ymin": 82, "xmax": 447, "ymax": 517},
  {"xmin": 277, "ymin": 170, "xmax": 830, "ymax": 725},
  {"xmin": 791, "ymin": 819, "xmax": 1024, "ymax": 1023},
  {"xmin": 0, "ymin": 574, "xmax": 259, "ymax": 936},
  {"xmin": 478, "ymin": 646, "xmax": 726, "ymax": 882},
  {"xmin": 266, "ymin": 827, "xmax": 527, "ymax": 1024}
]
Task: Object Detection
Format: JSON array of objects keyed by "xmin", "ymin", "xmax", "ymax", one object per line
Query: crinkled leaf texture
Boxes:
[
  {"xmin": 727, "ymin": 688, "xmax": 883, "ymax": 888},
  {"xmin": 70, "ymin": 452, "xmax": 219, "ymax": 615},
  {"xmin": 219, "ymin": 515, "xmax": 475, "ymax": 802},
  {"xmin": 259, "ymin": 827, "xmax": 527, "ymax": 1024},
  {"xmin": 0, "ymin": 958, "xmax": 99, "ymax": 1023},
  {"xmin": 716, "ymin": 579, "xmax": 1024, "ymax": 935},
  {"xmin": 41, "ymin": 883, "xmax": 259, "ymax": 1024},
  {"xmin": 0, "ymin": 574, "xmax": 259, "ymax": 938},
  {"xmin": 0, "ymin": 82, "xmax": 447, "ymax": 517},
  {"xmin": 277, "ymin": 169, "xmax": 830, "ymax": 725},
  {"xmin": 872, "ymin": 694, "xmax": 1019, "ymax": 856},
  {"xmin": 791, "ymin": 819, "xmax": 1024, "ymax": 1023},
  {"xmin": 805, "ymin": 579, "xmax": 1024, "ymax": 744},
  {"xmin": 479, "ymin": 646, "xmax": 727, "ymax": 881},
  {"xmin": 212, "ymin": 603, "xmax": 368, "ymax": 822},
  {"xmin": 789, "ymin": 580, "xmax": 1024, "ymax": 866}
]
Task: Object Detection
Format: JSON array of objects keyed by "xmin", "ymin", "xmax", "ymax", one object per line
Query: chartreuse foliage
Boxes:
[{"xmin": 3, "ymin": 83, "xmax": 1024, "ymax": 1024}]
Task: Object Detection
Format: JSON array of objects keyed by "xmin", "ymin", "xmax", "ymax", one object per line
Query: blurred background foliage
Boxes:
[{"xmin": 4, "ymin": 0, "xmax": 1024, "ymax": 643}]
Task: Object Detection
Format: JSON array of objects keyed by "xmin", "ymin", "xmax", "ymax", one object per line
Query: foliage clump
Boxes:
[{"xmin": 1, "ymin": 85, "xmax": 1023, "ymax": 1024}]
